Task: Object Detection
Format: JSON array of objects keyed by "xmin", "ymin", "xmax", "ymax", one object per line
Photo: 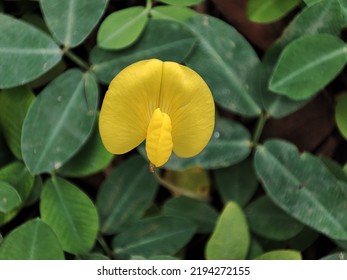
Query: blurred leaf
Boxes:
[
  {"xmin": 76, "ymin": 253, "xmax": 110, "ymax": 260},
  {"xmin": 97, "ymin": 6, "xmax": 148, "ymax": 50},
  {"xmin": 270, "ymin": 34, "xmax": 347, "ymax": 100},
  {"xmin": 163, "ymin": 196, "xmax": 218, "ymax": 234},
  {"xmin": 40, "ymin": 0, "xmax": 108, "ymax": 47},
  {"xmin": 320, "ymin": 156, "xmax": 347, "ymax": 183},
  {"xmin": 320, "ymin": 251, "xmax": 346, "ymax": 260},
  {"xmin": 245, "ymin": 196, "xmax": 304, "ymax": 241},
  {"xmin": 260, "ymin": 0, "xmax": 343, "ymax": 118},
  {"xmin": 22, "ymin": 69, "xmax": 98, "ymax": 174},
  {"xmin": 140, "ymin": 118, "xmax": 251, "ymax": 171},
  {"xmin": 206, "ymin": 201, "xmax": 250, "ymax": 260},
  {"xmin": 0, "ymin": 181, "xmax": 21, "ymax": 213},
  {"xmin": 158, "ymin": 0, "xmax": 203, "ymax": 5},
  {"xmin": 0, "ymin": 219, "xmax": 64, "ymax": 260},
  {"xmin": 151, "ymin": 5, "xmax": 198, "ymax": 21},
  {"xmin": 57, "ymin": 114, "xmax": 113, "ymax": 177},
  {"xmin": 255, "ymin": 250, "xmax": 302, "ymax": 260},
  {"xmin": 0, "ymin": 162, "xmax": 34, "ymax": 202},
  {"xmin": 246, "ymin": 239, "xmax": 264, "ymax": 260},
  {"xmin": 40, "ymin": 177, "xmax": 99, "ymax": 254},
  {"xmin": 0, "ymin": 87, "xmax": 34, "ymax": 159},
  {"xmin": 112, "ymin": 216, "xmax": 196, "ymax": 259},
  {"xmin": 97, "ymin": 156, "xmax": 158, "ymax": 234},
  {"xmin": 185, "ymin": 15, "xmax": 261, "ymax": 117},
  {"xmin": 24, "ymin": 176, "xmax": 43, "ymax": 207},
  {"xmin": 0, "ymin": 14, "xmax": 62, "ymax": 89},
  {"xmin": 255, "ymin": 139, "xmax": 347, "ymax": 240},
  {"xmin": 148, "ymin": 255, "xmax": 178, "ymax": 260},
  {"xmin": 91, "ymin": 19, "xmax": 197, "ymax": 84},
  {"xmin": 163, "ymin": 167, "xmax": 211, "ymax": 199},
  {"xmin": 0, "ymin": 134, "xmax": 12, "ymax": 167},
  {"xmin": 21, "ymin": 13, "xmax": 50, "ymax": 34},
  {"xmin": 247, "ymin": 0, "xmax": 301, "ymax": 23},
  {"xmin": 214, "ymin": 158, "xmax": 257, "ymax": 206},
  {"xmin": 336, "ymin": 93, "xmax": 347, "ymax": 140},
  {"xmin": 339, "ymin": 0, "xmax": 347, "ymax": 26},
  {"xmin": 304, "ymin": 0, "xmax": 322, "ymax": 5},
  {"xmin": 286, "ymin": 226, "xmax": 319, "ymax": 251}
]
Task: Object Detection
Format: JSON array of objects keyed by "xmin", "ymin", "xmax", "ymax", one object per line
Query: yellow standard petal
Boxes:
[
  {"xmin": 146, "ymin": 108, "xmax": 173, "ymax": 167},
  {"xmin": 99, "ymin": 59, "xmax": 162, "ymax": 154},
  {"xmin": 159, "ymin": 61, "xmax": 215, "ymax": 158}
]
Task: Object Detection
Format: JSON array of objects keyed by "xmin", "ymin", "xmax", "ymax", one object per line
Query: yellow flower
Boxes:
[{"xmin": 99, "ymin": 59, "xmax": 215, "ymax": 168}]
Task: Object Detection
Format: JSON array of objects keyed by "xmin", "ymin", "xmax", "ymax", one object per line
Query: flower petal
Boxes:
[
  {"xmin": 99, "ymin": 59, "xmax": 162, "ymax": 154},
  {"xmin": 146, "ymin": 108, "xmax": 173, "ymax": 167},
  {"xmin": 159, "ymin": 62, "xmax": 215, "ymax": 157}
]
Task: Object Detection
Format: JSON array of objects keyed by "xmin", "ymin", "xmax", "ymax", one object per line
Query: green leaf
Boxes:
[
  {"xmin": 91, "ymin": 19, "xmax": 197, "ymax": 84},
  {"xmin": 140, "ymin": 118, "xmax": 251, "ymax": 171},
  {"xmin": 246, "ymin": 239, "xmax": 264, "ymax": 260},
  {"xmin": 163, "ymin": 196, "xmax": 218, "ymax": 234},
  {"xmin": 151, "ymin": 6, "xmax": 198, "ymax": 22},
  {"xmin": 320, "ymin": 156, "xmax": 347, "ymax": 183},
  {"xmin": 76, "ymin": 253, "xmax": 110, "ymax": 260},
  {"xmin": 97, "ymin": 6, "xmax": 148, "ymax": 50},
  {"xmin": 112, "ymin": 216, "xmax": 196, "ymax": 259},
  {"xmin": 0, "ymin": 14, "xmax": 62, "ymax": 89},
  {"xmin": 0, "ymin": 181, "xmax": 21, "ymax": 213},
  {"xmin": 97, "ymin": 156, "xmax": 158, "ymax": 234},
  {"xmin": 269, "ymin": 34, "xmax": 347, "ymax": 100},
  {"xmin": 158, "ymin": 0, "xmax": 203, "ymax": 5},
  {"xmin": 40, "ymin": 177, "xmax": 99, "ymax": 254},
  {"xmin": 321, "ymin": 252, "xmax": 346, "ymax": 260},
  {"xmin": 0, "ymin": 219, "xmax": 64, "ymax": 260},
  {"xmin": 247, "ymin": 0, "xmax": 301, "ymax": 23},
  {"xmin": 254, "ymin": 139, "xmax": 347, "ymax": 240},
  {"xmin": 339, "ymin": 0, "xmax": 347, "ymax": 27},
  {"xmin": 185, "ymin": 15, "xmax": 261, "ymax": 117},
  {"xmin": 304, "ymin": 0, "xmax": 322, "ymax": 5},
  {"xmin": 260, "ymin": 0, "xmax": 343, "ymax": 118},
  {"xmin": 22, "ymin": 69, "xmax": 98, "ymax": 174},
  {"xmin": 0, "ymin": 87, "xmax": 34, "ymax": 159},
  {"xmin": 214, "ymin": 159, "xmax": 258, "ymax": 206},
  {"xmin": 206, "ymin": 201, "xmax": 250, "ymax": 260},
  {"xmin": 0, "ymin": 162, "xmax": 34, "ymax": 202},
  {"xmin": 57, "ymin": 114, "xmax": 113, "ymax": 177},
  {"xmin": 40, "ymin": 0, "xmax": 108, "ymax": 47},
  {"xmin": 245, "ymin": 196, "xmax": 304, "ymax": 241},
  {"xmin": 255, "ymin": 250, "xmax": 302, "ymax": 260},
  {"xmin": 336, "ymin": 93, "xmax": 347, "ymax": 140},
  {"xmin": 148, "ymin": 255, "xmax": 178, "ymax": 260},
  {"xmin": 24, "ymin": 176, "xmax": 43, "ymax": 207}
]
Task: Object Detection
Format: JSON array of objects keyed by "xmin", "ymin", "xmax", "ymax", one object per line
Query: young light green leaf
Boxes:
[
  {"xmin": 0, "ymin": 219, "xmax": 64, "ymax": 260},
  {"xmin": 40, "ymin": 0, "xmax": 108, "ymax": 47},
  {"xmin": 247, "ymin": 0, "xmax": 301, "ymax": 23},
  {"xmin": 0, "ymin": 87, "xmax": 34, "ymax": 159},
  {"xmin": 255, "ymin": 250, "xmax": 302, "ymax": 260},
  {"xmin": 97, "ymin": 156, "xmax": 158, "ymax": 234},
  {"xmin": 158, "ymin": 0, "xmax": 203, "ymax": 5},
  {"xmin": 185, "ymin": 15, "xmax": 261, "ymax": 117},
  {"xmin": 151, "ymin": 5, "xmax": 198, "ymax": 22},
  {"xmin": 0, "ymin": 181, "xmax": 21, "ymax": 214},
  {"xmin": 245, "ymin": 196, "xmax": 304, "ymax": 241},
  {"xmin": 140, "ymin": 118, "xmax": 251, "ymax": 171},
  {"xmin": 214, "ymin": 159, "xmax": 258, "ymax": 206},
  {"xmin": 22, "ymin": 69, "xmax": 98, "ymax": 174},
  {"xmin": 40, "ymin": 177, "xmax": 99, "ymax": 254},
  {"xmin": 206, "ymin": 201, "xmax": 250, "ymax": 260},
  {"xmin": 91, "ymin": 19, "xmax": 197, "ymax": 84},
  {"xmin": 112, "ymin": 216, "xmax": 197, "ymax": 259},
  {"xmin": 57, "ymin": 114, "xmax": 113, "ymax": 177},
  {"xmin": 97, "ymin": 6, "xmax": 148, "ymax": 50},
  {"xmin": 269, "ymin": 34, "xmax": 347, "ymax": 100},
  {"xmin": 0, "ymin": 14, "xmax": 62, "ymax": 89},
  {"xmin": 335, "ymin": 93, "xmax": 347, "ymax": 140},
  {"xmin": 163, "ymin": 196, "xmax": 218, "ymax": 234},
  {"xmin": 255, "ymin": 139, "xmax": 347, "ymax": 240}
]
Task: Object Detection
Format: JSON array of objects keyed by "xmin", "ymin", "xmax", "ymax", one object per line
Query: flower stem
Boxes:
[
  {"xmin": 252, "ymin": 113, "xmax": 269, "ymax": 146},
  {"xmin": 63, "ymin": 48, "xmax": 90, "ymax": 71}
]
